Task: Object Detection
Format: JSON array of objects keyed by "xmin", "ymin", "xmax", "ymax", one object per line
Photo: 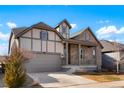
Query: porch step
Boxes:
[
  {"xmin": 62, "ymin": 65, "xmax": 97, "ymax": 73},
  {"xmin": 59, "ymin": 68, "xmax": 71, "ymax": 72}
]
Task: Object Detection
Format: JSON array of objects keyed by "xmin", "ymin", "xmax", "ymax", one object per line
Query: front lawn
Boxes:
[{"xmin": 74, "ymin": 72, "xmax": 124, "ymax": 82}]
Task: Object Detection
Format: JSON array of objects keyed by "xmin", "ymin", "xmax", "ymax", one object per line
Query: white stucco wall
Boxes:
[
  {"xmin": 48, "ymin": 31, "xmax": 55, "ymax": 40},
  {"xmin": 48, "ymin": 41, "xmax": 55, "ymax": 52},
  {"xmin": 55, "ymin": 34, "xmax": 61, "ymax": 41},
  {"xmin": 32, "ymin": 28, "xmax": 41, "ymax": 38},
  {"xmin": 56, "ymin": 42, "xmax": 64, "ymax": 54},
  {"xmin": 20, "ymin": 38, "xmax": 31, "ymax": 51},
  {"xmin": 56, "ymin": 27, "xmax": 60, "ymax": 32},
  {"xmin": 42, "ymin": 41, "xmax": 47, "ymax": 52},
  {"xmin": 10, "ymin": 34, "xmax": 15, "ymax": 49},
  {"xmin": 32, "ymin": 39, "xmax": 41, "ymax": 51},
  {"xmin": 10, "ymin": 34, "xmax": 19, "ymax": 53},
  {"xmin": 22, "ymin": 30, "xmax": 31, "ymax": 37},
  {"xmin": 18, "ymin": 28, "xmax": 64, "ymax": 54}
]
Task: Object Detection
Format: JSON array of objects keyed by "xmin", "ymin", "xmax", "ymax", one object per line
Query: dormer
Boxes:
[{"xmin": 55, "ymin": 19, "xmax": 71, "ymax": 39}]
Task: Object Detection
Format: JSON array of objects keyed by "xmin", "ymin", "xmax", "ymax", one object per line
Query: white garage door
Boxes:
[{"xmin": 24, "ymin": 53, "xmax": 62, "ymax": 73}]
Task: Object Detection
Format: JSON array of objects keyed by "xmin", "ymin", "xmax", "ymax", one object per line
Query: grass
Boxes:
[{"xmin": 73, "ymin": 72, "xmax": 124, "ymax": 82}]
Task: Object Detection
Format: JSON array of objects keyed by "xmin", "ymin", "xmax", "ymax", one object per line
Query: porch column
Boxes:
[
  {"xmin": 66, "ymin": 42, "xmax": 68, "ymax": 65},
  {"xmin": 78, "ymin": 44, "xmax": 81, "ymax": 65},
  {"xmin": 96, "ymin": 46, "xmax": 102, "ymax": 71}
]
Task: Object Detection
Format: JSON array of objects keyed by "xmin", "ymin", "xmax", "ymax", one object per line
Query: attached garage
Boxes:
[
  {"xmin": 24, "ymin": 53, "xmax": 62, "ymax": 73},
  {"xmin": 119, "ymin": 63, "xmax": 124, "ymax": 72}
]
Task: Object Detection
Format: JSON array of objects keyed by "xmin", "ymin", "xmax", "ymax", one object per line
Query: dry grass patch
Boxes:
[{"xmin": 74, "ymin": 72, "xmax": 124, "ymax": 82}]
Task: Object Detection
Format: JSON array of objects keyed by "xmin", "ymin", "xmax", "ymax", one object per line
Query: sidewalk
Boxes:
[{"xmin": 64, "ymin": 80, "xmax": 124, "ymax": 88}]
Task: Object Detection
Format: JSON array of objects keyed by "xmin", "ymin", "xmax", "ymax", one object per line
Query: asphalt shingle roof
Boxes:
[
  {"xmin": 12, "ymin": 27, "xmax": 27, "ymax": 36},
  {"xmin": 100, "ymin": 40, "xmax": 124, "ymax": 53}
]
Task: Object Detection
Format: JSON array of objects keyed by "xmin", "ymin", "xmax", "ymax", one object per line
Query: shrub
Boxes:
[{"xmin": 3, "ymin": 48, "xmax": 26, "ymax": 88}]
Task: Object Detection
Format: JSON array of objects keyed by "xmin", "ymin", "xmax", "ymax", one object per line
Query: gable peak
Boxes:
[{"xmin": 55, "ymin": 19, "xmax": 72, "ymax": 29}]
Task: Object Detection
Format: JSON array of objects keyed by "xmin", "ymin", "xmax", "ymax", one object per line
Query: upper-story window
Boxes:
[
  {"xmin": 40, "ymin": 31, "xmax": 48, "ymax": 41},
  {"xmin": 83, "ymin": 32, "xmax": 89, "ymax": 41},
  {"xmin": 61, "ymin": 25, "xmax": 67, "ymax": 33}
]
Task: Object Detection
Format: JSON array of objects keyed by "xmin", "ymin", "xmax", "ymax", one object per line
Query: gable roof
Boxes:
[
  {"xmin": 16, "ymin": 22, "xmax": 57, "ymax": 38},
  {"xmin": 8, "ymin": 22, "xmax": 65, "ymax": 54},
  {"xmin": 55, "ymin": 19, "xmax": 72, "ymax": 29},
  {"xmin": 70, "ymin": 27, "xmax": 103, "ymax": 48},
  {"xmin": 32, "ymin": 22, "xmax": 57, "ymax": 31},
  {"xmin": 100, "ymin": 40, "xmax": 124, "ymax": 53},
  {"xmin": 12, "ymin": 27, "xmax": 27, "ymax": 36},
  {"xmin": 9, "ymin": 22, "xmax": 64, "ymax": 39},
  {"xmin": 70, "ymin": 27, "xmax": 87, "ymax": 38},
  {"xmin": 67, "ymin": 39, "xmax": 97, "ymax": 47}
]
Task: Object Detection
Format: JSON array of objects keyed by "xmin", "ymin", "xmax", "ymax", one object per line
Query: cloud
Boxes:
[
  {"xmin": 0, "ymin": 43, "xmax": 8, "ymax": 55},
  {"xmin": 0, "ymin": 31, "xmax": 10, "ymax": 41},
  {"xmin": 70, "ymin": 24, "xmax": 77, "ymax": 29},
  {"xmin": 96, "ymin": 26, "xmax": 117, "ymax": 35},
  {"xmin": 98, "ymin": 20, "xmax": 110, "ymax": 24},
  {"xmin": 6, "ymin": 22, "xmax": 17, "ymax": 29},
  {"xmin": 96, "ymin": 25, "xmax": 124, "ymax": 40},
  {"xmin": 116, "ymin": 27, "xmax": 124, "ymax": 34}
]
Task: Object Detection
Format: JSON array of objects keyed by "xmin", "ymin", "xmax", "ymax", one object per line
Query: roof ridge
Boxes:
[{"xmin": 70, "ymin": 27, "xmax": 88, "ymax": 38}]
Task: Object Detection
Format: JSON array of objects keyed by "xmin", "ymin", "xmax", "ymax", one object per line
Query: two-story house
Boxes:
[{"xmin": 8, "ymin": 19, "xmax": 103, "ymax": 72}]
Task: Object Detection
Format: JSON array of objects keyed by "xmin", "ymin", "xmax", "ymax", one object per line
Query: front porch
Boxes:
[
  {"xmin": 64, "ymin": 40, "xmax": 97, "ymax": 66},
  {"xmin": 62, "ymin": 39, "xmax": 100, "ymax": 73}
]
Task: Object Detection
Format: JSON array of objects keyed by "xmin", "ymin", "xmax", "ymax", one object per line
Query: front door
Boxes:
[{"xmin": 69, "ymin": 44, "xmax": 79, "ymax": 65}]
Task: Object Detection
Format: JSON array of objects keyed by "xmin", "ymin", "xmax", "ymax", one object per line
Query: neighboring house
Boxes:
[
  {"xmin": 9, "ymin": 19, "xmax": 103, "ymax": 72},
  {"xmin": 100, "ymin": 40, "xmax": 124, "ymax": 72}
]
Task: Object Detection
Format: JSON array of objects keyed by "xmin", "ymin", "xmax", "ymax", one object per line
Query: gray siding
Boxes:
[
  {"xmin": 102, "ymin": 52, "xmax": 124, "ymax": 72},
  {"xmin": 120, "ymin": 63, "xmax": 124, "ymax": 72}
]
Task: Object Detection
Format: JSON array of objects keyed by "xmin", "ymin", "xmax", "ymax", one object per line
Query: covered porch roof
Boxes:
[{"xmin": 63, "ymin": 39, "xmax": 97, "ymax": 47}]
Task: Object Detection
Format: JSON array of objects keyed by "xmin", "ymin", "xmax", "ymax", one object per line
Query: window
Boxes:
[
  {"xmin": 80, "ymin": 48, "xmax": 83, "ymax": 58},
  {"xmin": 83, "ymin": 32, "xmax": 86, "ymax": 41},
  {"xmin": 40, "ymin": 31, "xmax": 48, "ymax": 40},
  {"xmin": 86, "ymin": 33, "xmax": 89, "ymax": 40},
  {"xmin": 83, "ymin": 32, "xmax": 89, "ymax": 41},
  {"xmin": 92, "ymin": 47, "xmax": 96, "ymax": 56},
  {"xmin": 60, "ymin": 25, "xmax": 67, "ymax": 34}
]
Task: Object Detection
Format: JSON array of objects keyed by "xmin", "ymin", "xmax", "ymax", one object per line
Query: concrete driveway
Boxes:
[{"xmin": 28, "ymin": 72, "xmax": 97, "ymax": 88}]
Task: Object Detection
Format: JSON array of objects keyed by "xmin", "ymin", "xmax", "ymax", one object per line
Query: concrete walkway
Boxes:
[
  {"xmin": 64, "ymin": 80, "xmax": 124, "ymax": 88},
  {"xmin": 28, "ymin": 72, "xmax": 97, "ymax": 88}
]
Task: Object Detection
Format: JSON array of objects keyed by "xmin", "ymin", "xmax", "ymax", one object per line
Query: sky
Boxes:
[{"xmin": 0, "ymin": 5, "xmax": 124, "ymax": 55}]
